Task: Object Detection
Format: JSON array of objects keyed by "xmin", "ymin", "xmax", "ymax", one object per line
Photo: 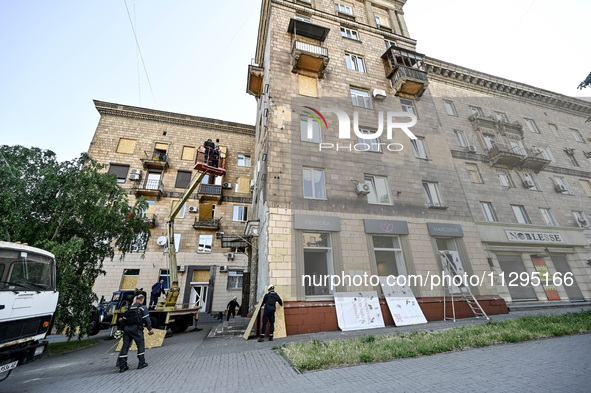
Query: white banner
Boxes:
[
  {"xmin": 379, "ymin": 277, "xmax": 427, "ymax": 326},
  {"xmin": 334, "ymin": 291, "xmax": 385, "ymax": 331},
  {"xmin": 439, "ymin": 250, "xmax": 465, "ymax": 293}
]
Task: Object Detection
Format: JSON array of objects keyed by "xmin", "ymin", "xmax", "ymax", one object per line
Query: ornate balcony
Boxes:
[
  {"xmin": 488, "ymin": 143, "xmax": 523, "ymax": 168},
  {"xmin": 246, "ymin": 64, "xmax": 264, "ymax": 97},
  {"xmin": 292, "ymin": 40, "xmax": 329, "ymax": 77},
  {"xmin": 382, "ymin": 46, "xmax": 429, "ymax": 97},
  {"xmin": 193, "ymin": 218, "xmax": 221, "ymax": 230},
  {"xmin": 469, "ymin": 113, "xmax": 498, "ymax": 131},
  {"xmin": 133, "ymin": 178, "xmax": 164, "ymax": 199}
]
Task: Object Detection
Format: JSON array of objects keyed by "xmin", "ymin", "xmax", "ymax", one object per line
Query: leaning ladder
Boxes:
[{"xmin": 440, "ymin": 255, "xmax": 490, "ymax": 322}]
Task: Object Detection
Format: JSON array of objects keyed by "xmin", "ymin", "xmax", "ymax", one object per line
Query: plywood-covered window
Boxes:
[
  {"xmin": 120, "ymin": 269, "xmax": 140, "ymax": 290},
  {"xmin": 116, "ymin": 138, "xmax": 137, "ymax": 154},
  {"xmin": 182, "ymin": 146, "xmax": 196, "ymax": 161}
]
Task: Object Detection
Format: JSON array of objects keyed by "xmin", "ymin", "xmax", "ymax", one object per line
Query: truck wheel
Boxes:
[
  {"xmin": 88, "ymin": 319, "xmax": 101, "ymax": 336},
  {"xmin": 170, "ymin": 318, "xmax": 189, "ymax": 333}
]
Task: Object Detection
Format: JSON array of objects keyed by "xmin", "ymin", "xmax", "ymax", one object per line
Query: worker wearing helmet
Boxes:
[
  {"xmin": 226, "ymin": 295, "xmax": 241, "ymax": 321},
  {"xmin": 258, "ymin": 284, "xmax": 283, "ymax": 342}
]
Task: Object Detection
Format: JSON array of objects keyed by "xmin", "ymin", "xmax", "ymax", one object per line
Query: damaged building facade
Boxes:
[
  {"xmin": 88, "ymin": 100, "xmax": 255, "ymax": 314},
  {"xmin": 246, "ymin": 0, "xmax": 591, "ymax": 334}
]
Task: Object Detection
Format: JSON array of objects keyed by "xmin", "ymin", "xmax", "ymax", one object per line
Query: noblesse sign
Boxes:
[{"xmin": 505, "ymin": 230, "xmax": 564, "ymax": 244}]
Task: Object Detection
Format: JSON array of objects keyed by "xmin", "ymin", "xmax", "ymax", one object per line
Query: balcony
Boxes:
[
  {"xmin": 246, "ymin": 64, "xmax": 264, "ymax": 97},
  {"xmin": 382, "ymin": 46, "xmax": 429, "ymax": 98},
  {"xmin": 292, "ymin": 40, "xmax": 329, "ymax": 77},
  {"xmin": 198, "ymin": 183, "xmax": 222, "ymax": 202},
  {"xmin": 133, "ymin": 178, "xmax": 164, "ymax": 199},
  {"xmin": 469, "ymin": 113, "xmax": 498, "ymax": 131},
  {"xmin": 519, "ymin": 148, "xmax": 552, "ymax": 173},
  {"xmin": 287, "ymin": 18, "xmax": 330, "ymax": 41},
  {"xmin": 141, "ymin": 150, "xmax": 169, "ymax": 170},
  {"xmin": 488, "ymin": 143, "xmax": 524, "ymax": 168},
  {"xmin": 193, "ymin": 218, "xmax": 221, "ymax": 230}
]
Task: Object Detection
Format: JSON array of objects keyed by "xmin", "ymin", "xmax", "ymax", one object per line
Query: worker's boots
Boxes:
[
  {"xmin": 137, "ymin": 354, "xmax": 148, "ymax": 369},
  {"xmin": 118, "ymin": 357, "xmax": 129, "ymax": 373},
  {"xmin": 269, "ymin": 335, "xmax": 273, "ymax": 341},
  {"xmin": 258, "ymin": 335, "xmax": 264, "ymax": 342}
]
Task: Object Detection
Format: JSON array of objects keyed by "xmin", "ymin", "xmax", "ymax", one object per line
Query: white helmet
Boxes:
[
  {"xmin": 268, "ymin": 284, "xmax": 275, "ymax": 291},
  {"xmin": 233, "ymin": 296, "xmax": 237, "ymax": 300}
]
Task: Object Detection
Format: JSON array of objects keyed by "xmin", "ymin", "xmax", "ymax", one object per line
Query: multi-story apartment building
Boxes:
[
  {"xmin": 88, "ymin": 100, "xmax": 255, "ymax": 314},
  {"xmin": 246, "ymin": 0, "xmax": 591, "ymax": 334}
]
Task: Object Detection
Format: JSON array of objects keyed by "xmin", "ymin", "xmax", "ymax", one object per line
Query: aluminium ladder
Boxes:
[{"xmin": 440, "ymin": 254, "xmax": 490, "ymax": 322}]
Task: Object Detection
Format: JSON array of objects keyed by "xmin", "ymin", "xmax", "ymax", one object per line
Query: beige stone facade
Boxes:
[
  {"xmin": 87, "ymin": 100, "xmax": 255, "ymax": 313},
  {"xmin": 246, "ymin": 0, "xmax": 591, "ymax": 331}
]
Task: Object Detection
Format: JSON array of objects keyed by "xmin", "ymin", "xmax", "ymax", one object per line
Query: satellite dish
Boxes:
[{"xmin": 156, "ymin": 236, "xmax": 167, "ymax": 246}]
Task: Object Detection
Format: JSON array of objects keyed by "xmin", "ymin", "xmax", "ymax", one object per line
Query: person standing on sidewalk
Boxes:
[
  {"xmin": 226, "ymin": 296, "xmax": 240, "ymax": 321},
  {"xmin": 258, "ymin": 285, "xmax": 283, "ymax": 342},
  {"xmin": 117, "ymin": 294, "xmax": 154, "ymax": 373}
]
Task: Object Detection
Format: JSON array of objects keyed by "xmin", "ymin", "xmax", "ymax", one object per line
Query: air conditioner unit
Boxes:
[
  {"xmin": 222, "ymin": 182, "xmax": 232, "ymax": 189},
  {"xmin": 577, "ymin": 218, "xmax": 589, "ymax": 228},
  {"xmin": 129, "ymin": 173, "xmax": 141, "ymax": 181},
  {"xmin": 227, "ymin": 252, "xmax": 235, "ymax": 260},
  {"xmin": 555, "ymin": 184, "xmax": 567, "ymax": 193},
  {"xmin": 177, "ymin": 265, "xmax": 185, "ymax": 272},
  {"xmin": 356, "ymin": 182, "xmax": 371, "ymax": 195},
  {"xmin": 523, "ymin": 180, "xmax": 535, "ymax": 189},
  {"xmin": 188, "ymin": 206, "xmax": 198, "ymax": 213},
  {"xmin": 466, "ymin": 145, "xmax": 477, "ymax": 153},
  {"xmin": 372, "ymin": 89, "xmax": 387, "ymax": 100},
  {"xmin": 220, "ymin": 265, "xmax": 228, "ymax": 272},
  {"xmin": 215, "ymin": 232, "xmax": 224, "ymax": 239},
  {"xmin": 129, "ymin": 168, "xmax": 141, "ymax": 175}
]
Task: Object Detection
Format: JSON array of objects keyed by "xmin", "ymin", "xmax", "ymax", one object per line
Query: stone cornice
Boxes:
[
  {"xmin": 93, "ymin": 100, "xmax": 255, "ymax": 136},
  {"xmin": 426, "ymin": 57, "xmax": 591, "ymax": 119}
]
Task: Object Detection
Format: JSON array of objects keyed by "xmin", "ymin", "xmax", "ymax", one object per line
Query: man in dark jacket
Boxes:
[
  {"xmin": 149, "ymin": 280, "xmax": 165, "ymax": 309},
  {"xmin": 204, "ymin": 138, "xmax": 215, "ymax": 165},
  {"xmin": 226, "ymin": 296, "xmax": 240, "ymax": 321},
  {"xmin": 258, "ymin": 285, "xmax": 283, "ymax": 342},
  {"xmin": 117, "ymin": 294, "xmax": 154, "ymax": 372}
]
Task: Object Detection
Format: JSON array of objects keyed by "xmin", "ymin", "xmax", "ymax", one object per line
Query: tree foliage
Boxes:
[
  {"xmin": 578, "ymin": 72, "xmax": 591, "ymax": 90},
  {"xmin": 0, "ymin": 145, "xmax": 150, "ymax": 338}
]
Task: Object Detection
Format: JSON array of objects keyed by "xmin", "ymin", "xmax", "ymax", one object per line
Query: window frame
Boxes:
[
  {"xmin": 496, "ymin": 169, "xmax": 514, "ymax": 188},
  {"xmin": 340, "ymin": 26, "xmax": 359, "ymax": 40},
  {"xmin": 411, "ymin": 137, "xmax": 428, "ymax": 159},
  {"xmin": 300, "ymin": 116, "xmax": 322, "ymax": 143},
  {"xmin": 573, "ymin": 211, "xmax": 590, "ymax": 228},
  {"xmin": 454, "ymin": 130, "xmax": 469, "ymax": 147},
  {"xmin": 303, "ymin": 232, "xmax": 334, "ymax": 296},
  {"xmin": 400, "ymin": 98, "xmax": 417, "ymax": 117},
  {"xmin": 108, "ymin": 163, "xmax": 130, "ymax": 183},
  {"xmin": 237, "ymin": 154, "xmax": 251, "ymax": 167},
  {"xmin": 443, "ymin": 100, "xmax": 457, "ymax": 116},
  {"xmin": 539, "ymin": 208, "xmax": 559, "ymax": 226},
  {"xmin": 511, "ymin": 205, "xmax": 531, "ymax": 224},
  {"xmin": 335, "ymin": 2, "xmax": 353, "ymax": 15},
  {"xmin": 350, "ymin": 87, "xmax": 372, "ymax": 109},
  {"xmin": 522, "ymin": 172, "xmax": 540, "ymax": 191},
  {"xmin": 198, "ymin": 234, "xmax": 213, "ymax": 253},
  {"xmin": 422, "ymin": 181, "xmax": 445, "ymax": 207},
  {"xmin": 554, "ymin": 177, "xmax": 574, "ymax": 195},
  {"xmin": 580, "ymin": 179, "xmax": 591, "ymax": 197},
  {"xmin": 227, "ymin": 270, "xmax": 243, "ymax": 290},
  {"xmin": 371, "ymin": 235, "xmax": 407, "ymax": 277},
  {"xmin": 469, "ymin": 106, "xmax": 484, "ymax": 117},
  {"xmin": 357, "ymin": 129, "xmax": 381, "ymax": 152},
  {"xmin": 570, "ymin": 128, "xmax": 584, "ymax": 143},
  {"xmin": 480, "ymin": 201, "xmax": 497, "ymax": 222},
  {"xmin": 232, "ymin": 206, "xmax": 248, "ymax": 222},
  {"xmin": 495, "ymin": 112, "xmax": 509, "ymax": 122},
  {"xmin": 302, "ymin": 167, "xmax": 326, "ymax": 200},
  {"xmin": 466, "ymin": 163, "xmax": 483, "ymax": 184},
  {"xmin": 524, "ymin": 118, "xmax": 540, "ymax": 134},
  {"xmin": 345, "ymin": 53, "xmax": 366, "ymax": 73},
  {"xmin": 364, "ymin": 175, "xmax": 392, "ymax": 205},
  {"xmin": 540, "ymin": 147, "xmax": 555, "ymax": 162}
]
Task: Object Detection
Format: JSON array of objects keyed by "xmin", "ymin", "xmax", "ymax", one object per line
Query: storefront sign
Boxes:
[
  {"xmin": 364, "ymin": 219, "xmax": 409, "ymax": 235},
  {"xmin": 294, "ymin": 214, "xmax": 341, "ymax": 231},
  {"xmin": 427, "ymin": 223, "xmax": 464, "ymax": 237},
  {"xmin": 505, "ymin": 230, "xmax": 564, "ymax": 244}
]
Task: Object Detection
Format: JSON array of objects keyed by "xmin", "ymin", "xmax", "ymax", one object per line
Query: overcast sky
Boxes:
[{"xmin": 0, "ymin": 0, "xmax": 589, "ymax": 162}]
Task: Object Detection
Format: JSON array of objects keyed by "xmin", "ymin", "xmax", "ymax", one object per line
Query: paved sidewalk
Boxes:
[{"xmin": 3, "ymin": 306, "xmax": 590, "ymax": 392}]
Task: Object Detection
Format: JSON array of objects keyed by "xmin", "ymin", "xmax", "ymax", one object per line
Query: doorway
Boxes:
[{"xmin": 190, "ymin": 285, "xmax": 208, "ymax": 311}]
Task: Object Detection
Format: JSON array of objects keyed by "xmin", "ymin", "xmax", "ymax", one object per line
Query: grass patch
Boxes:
[
  {"xmin": 46, "ymin": 339, "xmax": 99, "ymax": 356},
  {"xmin": 282, "ymin": 310, "xmax": 591, "ymax": 372}
]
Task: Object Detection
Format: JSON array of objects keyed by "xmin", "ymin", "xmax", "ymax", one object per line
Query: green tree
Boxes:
[
  {"xmin": 578, "ymin": 72, "xmax": 591, "ymax": 90},
  {"xmin": 0, "ymin": 145, "xmax": 150, "ymax": 338}
]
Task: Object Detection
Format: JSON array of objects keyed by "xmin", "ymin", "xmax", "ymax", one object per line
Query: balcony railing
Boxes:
[
  {"xmin": 193, "ymin": 218, "xmax": 221, "ymax": 230},
  {"xmin": 382, "ymin": 46, "xmax": 428, "ymax": 97},
  {"xmin": 134, "ymin": 178, "xmax": 164, "ymax": 198},
  {"xmin": 199, "ymin": 184, "xmax": 222, "ymax": 195},
  {"xmin": 292, "ymin": 40, "xmax": 329, "ymax": 77}
]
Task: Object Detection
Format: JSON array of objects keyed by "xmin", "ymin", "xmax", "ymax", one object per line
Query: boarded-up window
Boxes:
[
  {"xmin": 199, "ymin": 203, "xmax": 214, "ymax": 220},
  {"xmin": 175, "ymin": 170, "xmax": 192, "ymax": 189},
  {"xmin": 120, "ymin": 269, "xmax": 140, "ymax": 290},
  {"xmin": 235, "ymin": 178, "xmax": 251, "ymax": 194},
  {"xmin": 182, "ymin": 146, "xmax": 195, "ymax": 161},
  {"xmin": 154, "ymin": 142, "xmax": 168, "ymax": 151},
  {"xmin": 192, "ymin": 270, "xmax": 210, "ymax": 283},
  {"xmin": 116, "ymin": 138, "xmax": 137, "ymax": 154},
  {"xmin": 108, "ymin": 163, "xmax": 130, "ymax": 183},
  {"xmin": 298, "ymin": 75, "xmax": 318, "ymax": 97}
]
